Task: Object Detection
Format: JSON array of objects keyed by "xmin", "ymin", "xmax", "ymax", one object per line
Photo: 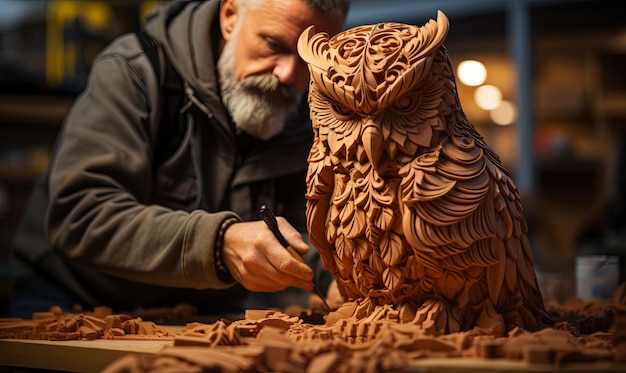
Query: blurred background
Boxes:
[{"xmin": 0, "ymin": 0, "xmax": 624, "ymax": 313}]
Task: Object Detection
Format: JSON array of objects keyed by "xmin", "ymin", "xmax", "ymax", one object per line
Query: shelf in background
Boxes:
[{"xmin": 0, "ymin": 95, "xmax": 73, "ymax": 126}]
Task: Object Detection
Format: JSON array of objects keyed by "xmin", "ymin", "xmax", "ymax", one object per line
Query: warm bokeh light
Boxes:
[
  {"xmin": 474, "ymin": 84, "xmax": 502, "ymax": 110},
  {"xmin": 490, "ymin": 100, "xmax": 518, "ymax": 126},
  {"xmin": 457, "ymin": 60, "xmax": 487, "ymax": 86}
]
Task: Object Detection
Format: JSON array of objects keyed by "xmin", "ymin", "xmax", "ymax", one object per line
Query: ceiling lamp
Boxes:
[
  {"xmin": 490, "ymin": 100, "xmax": 518, "ymax": 126},
  {"xmin": 474, "ymin": 84, "xmax": 502, "ymax": 111},
  {"xmin": 457, "ymin": 60, "xmax": 487, "ymax": 86}
]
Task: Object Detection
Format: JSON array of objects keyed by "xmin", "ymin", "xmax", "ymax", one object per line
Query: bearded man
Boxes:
[{"xmin": 7, "ymin": 0, "xmax": 348, "ymax": 318}]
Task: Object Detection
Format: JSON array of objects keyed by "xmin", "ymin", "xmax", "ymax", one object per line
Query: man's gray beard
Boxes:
[{"xmin": 218, "ymin": 42, "xmax": 301, "ymax": 140}]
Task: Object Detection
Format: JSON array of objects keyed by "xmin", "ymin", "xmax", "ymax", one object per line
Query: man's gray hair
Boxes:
[
  {"xmin": 237, "ymin": 0, "xmax": 350, "ymax": 15},
  {"xmin": 304, "ymin": 0, "xmax": 350, "ymax": 13}
]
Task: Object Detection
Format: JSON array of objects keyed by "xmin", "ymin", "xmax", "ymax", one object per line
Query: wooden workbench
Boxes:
[
  {"xmin": 2, "ymin": 336, "xmax": 626, "ymax": 373},
  {"xmin": 0, "ymin": 325, "xmax": 182, "ymax": 372},
  {"xmin": 0, "ymin": 338, "xmax": 173, "ymax": 372}
]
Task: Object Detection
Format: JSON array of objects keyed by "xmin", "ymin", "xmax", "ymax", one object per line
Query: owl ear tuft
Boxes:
[
  {"xmin": 412, "ymin": 10, "xmax": 449, "ymax": 62},
  {"xmin": 298, "ymin": 25, "xmax": 331, "ymax": 70},
  {"xmin": 433, "ymin": 10, "xmax": 450, "ymax": 50},
  {"xmin": 297, "ymin": 25, "xmax": 317, "ymax": 56}
]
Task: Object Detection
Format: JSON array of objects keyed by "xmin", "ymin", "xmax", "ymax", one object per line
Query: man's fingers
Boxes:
[
  {"xmin": 238, "ymin": 265, "xmax": 313, "ymax": 292},
  {"xmin": 221, "ymin": 219, "xmax": 315, "ymax": 292},
  {"xmin": 231, "ymin": 245, "xmax": 313, "ymax": 292},
  {"xmin": 275, "ymin": 217, "xmax": 310, "ymax": 254},
  {"xmin": 264, "ymin": 243, "xmax": 314, "ymax": 282}
]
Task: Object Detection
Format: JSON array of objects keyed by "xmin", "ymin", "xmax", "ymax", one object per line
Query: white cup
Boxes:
[{"xmin": 575, "ymin": 255, "xmax": 619, "ymax": 301}]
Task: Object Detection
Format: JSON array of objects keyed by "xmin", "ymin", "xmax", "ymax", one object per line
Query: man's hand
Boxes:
[{"xmin": 221, "ymin": 217, "xmax": 314, "ymax": 292}]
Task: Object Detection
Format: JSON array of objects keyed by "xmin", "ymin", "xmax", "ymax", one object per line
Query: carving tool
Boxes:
[{"xmin": 259, "ymin": 204, "xmax": 331, "ymax": 311}]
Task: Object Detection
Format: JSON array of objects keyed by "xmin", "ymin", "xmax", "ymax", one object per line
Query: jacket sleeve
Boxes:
[{"xmin": 45, "ymin": 36, "xmax": 237, "ymax": 290}]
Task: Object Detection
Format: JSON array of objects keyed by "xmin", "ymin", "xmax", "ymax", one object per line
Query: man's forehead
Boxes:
[{"xmin": 246, "ymin": 0, "xmax": 343, "ymax": 41}]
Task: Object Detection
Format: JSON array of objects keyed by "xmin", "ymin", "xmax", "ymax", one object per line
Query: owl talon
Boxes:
[{"xmin": 411, "ymin": 299, "xmax": 462, "ymax": 335}]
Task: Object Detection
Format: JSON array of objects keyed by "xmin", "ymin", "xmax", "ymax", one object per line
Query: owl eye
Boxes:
[
  {"xmin": 392, "ymin": 93, "xmax": 420, "ymax": 116},
  {"xmin": 330, "ymin": 102, "xmax": 356, "ymax": 120}
]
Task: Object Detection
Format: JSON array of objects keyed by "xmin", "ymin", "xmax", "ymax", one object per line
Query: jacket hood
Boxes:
[
  {"xmin": 143, "ymin": 0, "xmax": 313, "ymax": 144},
  {"xmin": 144, "ymin": 0, "xmax": 227, "ymax": 122}
]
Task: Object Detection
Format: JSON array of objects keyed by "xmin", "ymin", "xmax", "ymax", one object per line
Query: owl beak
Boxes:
[{"xmin": 362, "ymin": 120, "xmax": 384, "ymax": 170}]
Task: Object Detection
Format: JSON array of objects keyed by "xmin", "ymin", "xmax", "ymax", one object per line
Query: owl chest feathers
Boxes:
[{"xmin": 306, "ymin": 125, "xmax": 497, "ymax": 294}]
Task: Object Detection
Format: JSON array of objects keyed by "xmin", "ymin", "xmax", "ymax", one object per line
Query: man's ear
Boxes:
[{"xmin": 220, "ymin": 0, "xmax": 238, "ymax": 41}]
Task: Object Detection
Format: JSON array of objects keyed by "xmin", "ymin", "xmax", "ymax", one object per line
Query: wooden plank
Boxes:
[
  {"xmin": 0, "ymin": 338, "xmax": 174, "ymax": 373},
  {"xmin": 2, "ymin": 336, "xmax": 625, "ymax": 373},
  {"xmin": 407, "ymin": 358, "xmax": 626, "ymax": 373}
]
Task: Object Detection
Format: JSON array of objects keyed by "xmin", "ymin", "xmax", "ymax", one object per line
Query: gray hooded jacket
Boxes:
[{"xmin": 10, "ymin": 0, "xmax": 313, "ymax": 313}]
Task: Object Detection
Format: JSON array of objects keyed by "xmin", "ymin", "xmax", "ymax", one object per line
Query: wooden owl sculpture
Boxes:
[{"xmin": 298, "ymin": 11, "xmax": 552, "ymax": 335}]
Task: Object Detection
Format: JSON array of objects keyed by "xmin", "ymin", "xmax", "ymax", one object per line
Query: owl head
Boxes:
[
  {"xmin": 297, "ymin": 12, "xmax": 451, "ymax": 168},
  {"xmin": 297, "ymin": 11, "xmax": 449, "ymax": 116}
]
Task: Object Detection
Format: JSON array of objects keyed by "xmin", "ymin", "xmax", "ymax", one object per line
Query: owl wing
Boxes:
[
  {"xmin": 400, "ymin": 131, "xmax": 546, "ymax": 322},
  {"xmin": 305, "ymin": 122, "xmax": 341, "ymax": 279}
]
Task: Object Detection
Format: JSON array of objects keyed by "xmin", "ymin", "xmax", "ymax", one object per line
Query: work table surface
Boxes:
[{"xmin": 2, "ymin": 334, "xmax": 626, "ymax": 373}]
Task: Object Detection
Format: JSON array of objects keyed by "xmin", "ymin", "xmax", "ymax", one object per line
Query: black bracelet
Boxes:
[{"xmin": 214, "ymin": 217, "xmax": 239, "ymax": 283}]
